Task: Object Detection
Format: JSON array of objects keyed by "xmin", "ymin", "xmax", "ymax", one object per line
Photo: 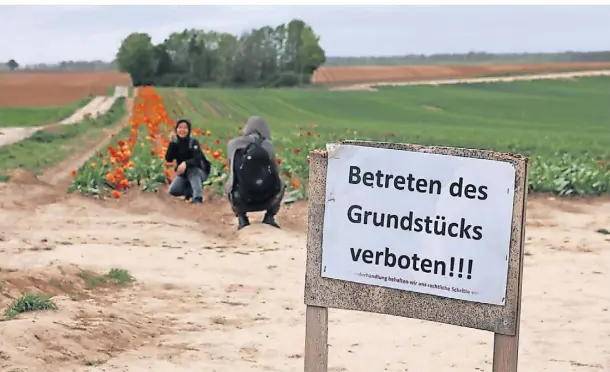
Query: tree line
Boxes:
[
  {"xmin": 115, "ymin": 18, "xmax": 326, "ymax": 88},
  {"xmin": 325, "ymin": 50, "xmax": 610, "ymax": 66}
]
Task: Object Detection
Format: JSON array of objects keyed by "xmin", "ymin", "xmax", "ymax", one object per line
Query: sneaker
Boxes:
[{"xmin": 191, "ymin": 196, "xmax": 203, "ymax": 204}]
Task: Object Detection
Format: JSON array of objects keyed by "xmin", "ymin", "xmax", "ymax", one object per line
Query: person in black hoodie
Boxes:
[
  {"xmin": 226, "ymin": 116, "xmax": 284, "ymax": 230},
  {"xmin": 164, "ymin": 119, "xmax": 211, "ymax": 204}
]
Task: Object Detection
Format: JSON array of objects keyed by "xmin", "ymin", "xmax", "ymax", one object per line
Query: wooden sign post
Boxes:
[{"xmin": 304, "ymin": 140, "xmax": 528, "ymax": 372}]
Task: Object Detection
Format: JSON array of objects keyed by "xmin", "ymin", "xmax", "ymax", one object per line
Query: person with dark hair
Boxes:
[
  {"xmin": 226, "ymin": 116, "xmax": 285, "ymax": 230},
  {"xmin": 165, "ymin": 119, "xmax": 211, "ymax": 204}
]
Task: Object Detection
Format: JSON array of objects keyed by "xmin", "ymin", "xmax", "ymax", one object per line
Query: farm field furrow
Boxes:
[
  {"xmin": 0, "ymin": 71, "xmax": 131, "ymax": 107},
  {"xmin": 312, "ymin": 61, "xmax": 610, "ymax": 84}
]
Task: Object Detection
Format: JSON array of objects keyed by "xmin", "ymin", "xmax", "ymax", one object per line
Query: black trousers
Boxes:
[{"xmin": 229, "ymin": 187, "xmax": 283, "ymax": 216}]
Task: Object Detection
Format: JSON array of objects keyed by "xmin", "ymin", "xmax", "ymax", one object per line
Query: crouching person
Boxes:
[
  {"xmin": 226, "ymin": 116, "xmax": 285, "ymax": 230},
  {"xmin": 165, "ymin": 119, "xmax": 211, "ymax": 204}
]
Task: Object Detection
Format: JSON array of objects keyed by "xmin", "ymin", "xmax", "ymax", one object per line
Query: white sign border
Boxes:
[{"xmin": 320, "ymin": 143, "xmax": 516, "ymax": 306}]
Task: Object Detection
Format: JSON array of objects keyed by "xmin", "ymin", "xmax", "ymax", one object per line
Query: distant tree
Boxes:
[
  {"xmin": 113, "ymin": 18, "xmax": 327, "ymax": 88},
  {"xmin": 115, "ymin": 33, "xmax": 157, "ymax": 86},
  {"xmin": 7, "ymin": 59, "xmax": 19, "ymax": 71},
  {"xmin": 323, "ymin": 50, "xmax": 610, "ymax": 66},
  {"xmin": 298, "ymin": 24, "xmax": 326, "ymax": 78}
]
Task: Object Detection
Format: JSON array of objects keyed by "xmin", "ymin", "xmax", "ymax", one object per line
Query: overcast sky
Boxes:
[{"xmin": 1, "ymin": 5, "xmax": 609, "ymax": 65}]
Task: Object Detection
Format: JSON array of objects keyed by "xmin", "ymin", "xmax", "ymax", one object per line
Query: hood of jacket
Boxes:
[{"xmin": 243, "ymin": 116, "xmax": 271, "ymax": 140}]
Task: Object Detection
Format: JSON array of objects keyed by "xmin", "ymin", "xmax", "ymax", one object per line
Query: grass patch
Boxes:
[
  {"xmin": 78, "ymin": 272, "xmax": 108, "ymax": 290},
  {"xmin": 4, "ymin": 293, "xmax": 57, "ymax": 319},
  {"xmin": 0, "ymin": 96, "xmax": 93, "ymax": 127},
  {"xmin": 105, "ymin": 268, "xmax": 135, "ymax": 284},
  {"xmin": 0, "ymin": 97, "xmax": 127, "ymax": 181},
  {"xmin": 78, "ymin": 268, "xmax": 135, "ymax": 290}
]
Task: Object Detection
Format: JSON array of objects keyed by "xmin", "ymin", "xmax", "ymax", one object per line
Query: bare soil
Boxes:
[
  {"xmin": 0, "ymin": 71, "xmax": 131, "ymax": 107},
  {"xmin": 0, "ymin": 148, "xmax": 608, "ymax": 372},
  {"xmin": 0, "ymin": 70, "xmax": 608, "ymax": 371},
  {"xmin": 313, "ymin": 61, "xmax": 610, "ymax": 84}
]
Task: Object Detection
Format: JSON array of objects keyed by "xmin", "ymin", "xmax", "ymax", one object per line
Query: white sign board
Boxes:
[{"xmin": 321, "ymin": 144, "xmax": 516, "ymax": 305}]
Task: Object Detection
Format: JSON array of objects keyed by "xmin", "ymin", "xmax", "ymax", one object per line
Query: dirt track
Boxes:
[
  {"xmin": 0, "ymin": 143, "xmax": 608, "ymax": 371},
  {"xmin": 0, "ymin": 86, "xmax": 129, "ymax": 148},
  {"xmin": 330, "ymin": 69, "xmax": 610, "ymax": 91}
]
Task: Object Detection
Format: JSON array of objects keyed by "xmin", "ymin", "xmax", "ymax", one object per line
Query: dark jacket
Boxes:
[{"xmin": 164, "ymin": 119, "xmax": 210, "ymax": 175}]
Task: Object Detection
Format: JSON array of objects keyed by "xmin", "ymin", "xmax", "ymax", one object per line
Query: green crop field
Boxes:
[
  {"xmin": 69, "ymin": 78, "xmax": 610, "ymax": 200},
  {"xmin": 162, "ymin": 76, "xmax": 609, "ymax": 158},
  {"xmin": 0, "ymin": 96, "xmax": 92, "ymax": 127},
  {"xmin": 155, "ymin": 76, "xmax": 610, "ymax": 196}
]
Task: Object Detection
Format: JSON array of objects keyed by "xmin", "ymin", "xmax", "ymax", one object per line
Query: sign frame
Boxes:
[{"xmin": 303, "ymin": 140, "xmax": 528, "ymax": 372}]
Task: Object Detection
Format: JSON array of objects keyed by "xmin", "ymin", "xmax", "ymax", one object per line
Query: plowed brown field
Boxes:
[
  {"xmin": 312, "ymin": 61, "xmax": 610, "ymax": 84},
  {"xmin": 0, "ymin": 71, "xmax": 132, "ymax": 107}
]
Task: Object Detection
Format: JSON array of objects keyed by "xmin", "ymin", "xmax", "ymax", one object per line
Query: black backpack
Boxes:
[{"xmin": 235, "ymin": 133, "xmax": 280, "ymax": 203}]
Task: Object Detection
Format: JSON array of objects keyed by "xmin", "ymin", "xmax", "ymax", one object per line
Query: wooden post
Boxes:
[
  {"xmin": 492, "ymin": 160, "xmax": 528, "ymax": 372},
  {"xmin": 304, "ymin": 305, "xmax": 329, "ymax": 372}
]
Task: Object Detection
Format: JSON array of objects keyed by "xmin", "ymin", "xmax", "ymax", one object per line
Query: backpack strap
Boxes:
[{"xmin": 187, "ymin": 137, "xmax": 211, "ymax": 174}]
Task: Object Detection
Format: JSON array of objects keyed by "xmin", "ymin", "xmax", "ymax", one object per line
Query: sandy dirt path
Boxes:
[
  {"xmin": 331, "ymin": 69, "xmax": 610, "ymax": 91},
  {"xmin": 0, "ymin": 156, "xmax": 608, "ymax": 372},
  {"xmin": 0, "ymin": 86, "xmax": 129, "ymax": 148}
]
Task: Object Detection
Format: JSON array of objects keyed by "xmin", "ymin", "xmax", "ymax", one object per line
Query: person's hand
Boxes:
[
  {"xmin": 177, "ymin": 161, "xmax": 187, "ymax": 174},
  {"xmin": 169, "ymin": 131, "xmax": 177, "ymax": 142}
]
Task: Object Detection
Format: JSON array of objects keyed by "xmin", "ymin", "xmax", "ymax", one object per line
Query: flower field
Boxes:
[
  {"xmin": 69, "ymin": 78, "xmax": 610, "ymax": 201},
  {"xmin": 68, "ymin": 87, "xmax": 320, "ymax": 202}
]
